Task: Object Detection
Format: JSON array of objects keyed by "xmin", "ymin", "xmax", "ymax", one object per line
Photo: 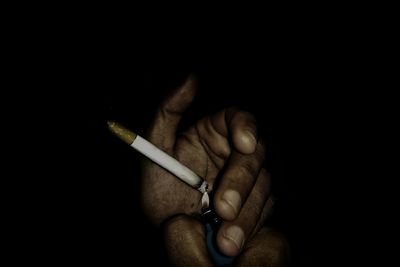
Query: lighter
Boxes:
[{"xmin": 202, "ymin": 204, "xmax": 235, "ymax": 266}]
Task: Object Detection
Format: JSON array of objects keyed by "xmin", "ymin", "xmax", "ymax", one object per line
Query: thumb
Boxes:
[
  {"xmin": 148, "ymin": 75, "xmax": 197, "ymax": 150},
  {"xmin": 164, "ymin": 215, "xmax": 213, "ymax": 267}
]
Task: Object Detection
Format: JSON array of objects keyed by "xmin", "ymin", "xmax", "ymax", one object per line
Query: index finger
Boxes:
[
  {"xmin": 209, "ymin": 108, "xmax": 258, "ymax": 155},
  {"xmin": 214, "ymin": 139, "xmax": 266, "ymax": 221}
]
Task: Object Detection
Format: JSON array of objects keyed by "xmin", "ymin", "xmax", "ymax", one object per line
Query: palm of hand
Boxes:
[{"xmin": 141, "ymin": 120, "xmax": 229, "ymax": 225}]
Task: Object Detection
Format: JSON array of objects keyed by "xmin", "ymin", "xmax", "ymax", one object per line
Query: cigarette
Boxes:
[{"xmin": 107, "ymin": 121, "xmax": 208, "ymax": 195}]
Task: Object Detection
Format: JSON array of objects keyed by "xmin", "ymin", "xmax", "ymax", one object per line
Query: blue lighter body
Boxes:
[{"xmin": 202, "ymin": 207, "xmax": 235, "ymax": 267}]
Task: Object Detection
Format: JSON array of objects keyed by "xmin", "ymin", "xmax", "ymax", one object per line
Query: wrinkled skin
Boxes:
[{"xmin": 140, "ymin": 76, "xmax": 290, "ymax": 266}]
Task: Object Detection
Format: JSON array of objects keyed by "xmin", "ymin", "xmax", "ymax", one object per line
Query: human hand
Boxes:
[
  {"xmin": 141, "ymin": 75, "xmax": 275, "ymax": 256},
  {"xmin": 164, "ymin": 215, "xmax": 290, "ymax": 267}
]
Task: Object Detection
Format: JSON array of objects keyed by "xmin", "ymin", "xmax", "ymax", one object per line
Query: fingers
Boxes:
[
  {"xmin": 227, "ymin": 109, "xmax": 258, "ymax": 154},
  {"xmin": 216, "ymin": 169, "xmax": 272, "ymax": 256},
  {"xmin": 164, "ymin": 217, "xmax": 289, "ymax": 267},
  {"xmin": 235, "ymin": 227, "xmax": 290, "ymax": 267},
  {"xmin": 208, "ymin": 108, "xmax": 258, "ymax": 155},
  {"xmin": 148, "ymin": 75, "xmax": 197, "ymax": 150},
  {"xmin": 214, "ymin": 141, "xmax": 266, "ymax": 220},
  {"xmin": 163, "ymin": 215, "xmax": 213, "ymax": 267},
  {"xmin": 195, "ymin": 108, "xmax": 266, "ymax": 221}
]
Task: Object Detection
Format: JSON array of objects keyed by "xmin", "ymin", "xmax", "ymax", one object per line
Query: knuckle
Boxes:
[{"xmin": 236, "ymin": 162, "xmax": 258, "ymax": 180}]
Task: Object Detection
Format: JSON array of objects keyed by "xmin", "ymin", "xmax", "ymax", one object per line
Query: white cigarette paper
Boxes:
[
  {"xmin": 107, "ymin": 120, "xmax": 208, "ymax": 196},
  {"xmin": 132, "ymin": 135, "xmax": 207, "ymax": 193}
]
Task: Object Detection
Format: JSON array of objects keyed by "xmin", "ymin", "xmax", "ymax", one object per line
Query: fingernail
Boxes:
[
  {"xmin": 245, "ymin": 130, "xmax": 257, "ymax": 143},
  {"xmin": 221, "ymin": 189, "xmax": 241, "ymax": 217},
  {"xmin": 241, "ymin": 130, "xmax": 257, "ymax": 150},
  {"xmin": 223, "ymin": 225, "xmax": 245, "ymax": 251}
]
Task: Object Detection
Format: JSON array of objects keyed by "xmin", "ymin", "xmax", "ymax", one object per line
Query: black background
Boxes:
[
  {"xmin": 4, "ymin": 8, "xmax": 390, "ymax": 265},
  {"xmin": 15, "ymin": 32, "xmax": 366, "ymax": 266}
]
